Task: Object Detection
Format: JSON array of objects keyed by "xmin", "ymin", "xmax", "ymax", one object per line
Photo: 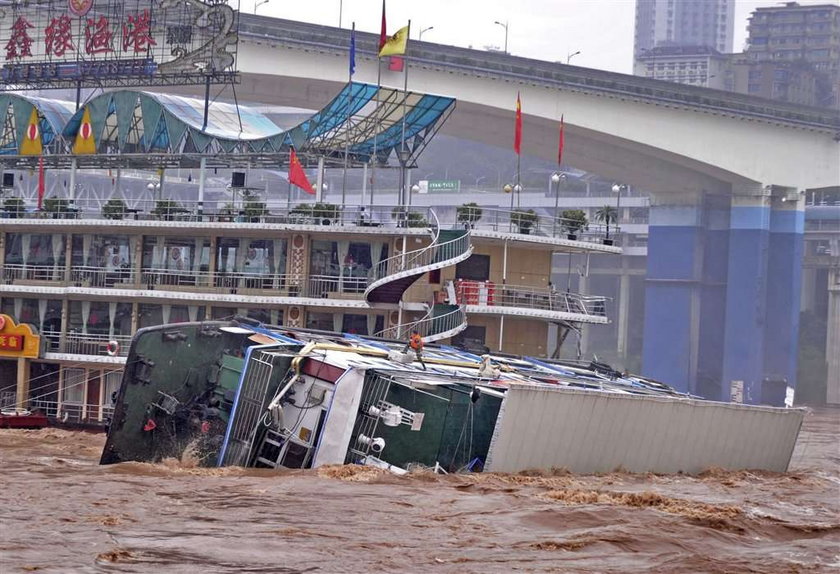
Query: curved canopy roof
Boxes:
[
  {"xmin": 0, "ymin": 94, "xmax": 76, "ymax": 156},
  {"xmin": 0, "ymin": 82, "xmax": 455, "ymax": 170}
]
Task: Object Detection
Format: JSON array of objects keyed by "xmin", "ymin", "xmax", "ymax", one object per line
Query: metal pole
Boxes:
[{"xmin": 552, "ymin": 178, "xmax": 560, "ymax": 236}]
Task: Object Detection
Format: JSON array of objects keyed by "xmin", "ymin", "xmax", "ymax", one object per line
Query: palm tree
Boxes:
[{"xmin": 595, "ymin": 205, "xmax": 618, "ymax": 239}]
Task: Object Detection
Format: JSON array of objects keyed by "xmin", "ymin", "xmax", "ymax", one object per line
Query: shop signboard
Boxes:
[
  {"xmin": 0, "ymin": 314, "xmax": 42, "ymax": 359},
  {"xmin": 0, "ymin": 0, "xmax": 239, "ymax": 90}
]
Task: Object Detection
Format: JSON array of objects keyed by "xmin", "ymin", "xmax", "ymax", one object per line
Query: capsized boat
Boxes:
[{"xmin": 100, "ymin": 319, "xmax": 805, "ymax": 475}]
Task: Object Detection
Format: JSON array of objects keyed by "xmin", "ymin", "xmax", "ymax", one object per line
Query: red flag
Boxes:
[
  {"xmin": 389, "ymin": 55, "xmax": 404, "ymax": 71},
  {"xmin": 379, "ymin": 0, "xmax": 387, "ymax": 52},
  {"xmin": 514, "ymin": 92, "xmax": 522, "ymax": 156},
  {"xmin": 558, "ymin": 114, "xmax": 565, "ymax": 166},
  {"xmin": 37, "ymin": 155, "xmax": 45, "ymax": 210},
  {"xmin": 289, "ymin": 148, "xmax": 315, "ymax": 195}
]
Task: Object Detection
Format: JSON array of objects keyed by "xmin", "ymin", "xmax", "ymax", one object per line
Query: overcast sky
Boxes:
[{"xmin": 252, "ymin": 0, "xmax": 838, "ymax": 74}]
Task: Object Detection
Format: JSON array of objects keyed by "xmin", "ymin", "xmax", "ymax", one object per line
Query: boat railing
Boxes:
[
  {"xmin": 377, "ymin": 304, "xmax": 467, "ymax": 342},
  {"xmin": 454, "ymin": 281, "xmax": 609, "ymax": 317}
]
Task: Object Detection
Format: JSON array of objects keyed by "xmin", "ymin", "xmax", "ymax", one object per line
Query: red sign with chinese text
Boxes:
[{"xmin": 0, "ymin": 334, "xmax": 24, "ymax": 352}]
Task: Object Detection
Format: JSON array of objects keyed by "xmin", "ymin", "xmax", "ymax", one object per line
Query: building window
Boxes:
[{"xmin": 62, "ymin": 368, "xmax": 86, "ymax": 404}]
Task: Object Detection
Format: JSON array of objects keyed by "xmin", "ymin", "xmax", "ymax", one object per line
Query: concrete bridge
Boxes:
[{"xmin": 224, "ymin": 14, "xmax": 839, "ymax": 403}]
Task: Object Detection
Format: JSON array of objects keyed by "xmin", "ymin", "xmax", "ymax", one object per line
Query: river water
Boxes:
[{"xmin": 1, "ymin": 408, "xmax": 838, "ymax": 573}]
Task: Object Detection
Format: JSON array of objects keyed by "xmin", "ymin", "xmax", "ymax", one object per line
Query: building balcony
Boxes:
[{"xmin": 42, "ymin": 330, "xmax": 133, "ymax": 357}]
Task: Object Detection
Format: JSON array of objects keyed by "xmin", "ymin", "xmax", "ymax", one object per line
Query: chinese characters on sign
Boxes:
[
  {"xmin": 0, "ymin": 334, "xmax": 24, "ymax": 352},
  {"xmin": 5, "ymin": 17, "xmax": 34, "ymax": 60},
  {"xmin": 45, "ymin": 15, "xmax": 75, "ymax": 57},
  {"xmin": 1, "ymin": 0, "xmax": 238, "ymax": 89}
]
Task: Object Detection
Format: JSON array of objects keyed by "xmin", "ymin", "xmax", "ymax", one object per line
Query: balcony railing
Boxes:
[
  {"xmin": 455, "ymin": 281, "xmax": 608, "ymax": 318},
  {"xmin": 42, "ymin": 330, "xmax": 132, "ymax": 357},
  {"xmin": 2, "ymin": 263, "xmax": 62, "ymax": 283},
  {"xmin": 1, "ymin": 201, "xmax": 621, "ymax": 244}
]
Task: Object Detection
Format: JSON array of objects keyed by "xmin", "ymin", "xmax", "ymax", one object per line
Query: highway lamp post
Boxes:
[
  {"xmin": 254, "ymin": 0, "xmax": 269, "ymax": 14},
  {"xmin": 410, "ymin": 183, "xmax": 420, "ymax": 209},
  {"xmin": 566, "ymin": 50, "xmax": 581, "ymax": 65},
  {"xmin": 551, "ymin": 172, "xmax": 565, "ymax": 237},
  {"xmin": 494, "ymin": 20, "xmax": 509, "ymax": 54},
  {"xmin": 611, "ymin": 183, "xmax": 627, "ymax": 243},
  {"xmin": 419, "ymin": 26, "xmax": 434, "ymax": 41}
]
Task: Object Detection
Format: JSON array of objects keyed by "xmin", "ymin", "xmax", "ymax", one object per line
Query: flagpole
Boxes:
[
  {"xmin": 341, "ymin": 22, "xmax": 355, "ymax": 225},
  {"xmin": 399, "ymin": 20, "xmax": 411, "ymax": 209},
  {"xmin": 372, "ymin": 0, "xmax": 386, "ymax": 213},
  {"xmin": 372, "ymin": 57, "xmax": 382, "ymax": 212}
]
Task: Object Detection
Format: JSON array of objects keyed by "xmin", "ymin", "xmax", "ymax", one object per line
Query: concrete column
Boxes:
[
  {"xmin": 696, "ymin": 195, "xmax": 730, "ymax": 399},
  {"xmin": 721, "ymin": 187, "xmax": 771, "ymax": 404},
  {"xmin": 762, "ymin": 190, "xmax": 804, "ymax": 405},
  {"xmin": 641, "ymin": 192, "xmax": 705, "ymax": 393},
  {"xmin": 825, "ymin": 268, "xmax": 839, "ymax": 405},
  {"xmin": 59, "ymin": 298, "xmax": 69, "ymax": 353},
  {"xmin": 15, "ymin": 357, "xmax": 29, "ymax": 410}
]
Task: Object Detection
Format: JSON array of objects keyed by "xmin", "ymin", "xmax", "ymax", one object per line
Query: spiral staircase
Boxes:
[
  {"xmin": 376, "ymin": 303, "xmax": 468, "ymax": 343},
  {"xmin": 366, "ymin": 211, "xmax": 472, "ymax": 341}
]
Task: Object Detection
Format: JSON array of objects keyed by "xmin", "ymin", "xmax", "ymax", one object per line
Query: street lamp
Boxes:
[
  {"xmin": 419, "ymin": 26, "xmax": 434, "ymax": 41},
  {"xmin": 611, "ymin": 183, "xmax": 627, "ymax": 244},
  {"xmin": 146, "ymin": 182, "xmax": 161, "ymax": 202},
  {"xmin": 551, "ymin": 172, "xmax": 566, "ymax": 236},
  {"xmin": 566, "ymin": 50, "xmax": 581, "ymax": 65},
  {"xmin": 255, "ymin": 0, "xmax": 269, "ymax": 14},
  {"xmin": 493, "ymin": 20, "xmax": 509, "ymax": 53}
]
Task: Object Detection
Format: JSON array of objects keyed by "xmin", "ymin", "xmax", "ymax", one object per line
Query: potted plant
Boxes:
[
  {"xmin": 313, "ymin": 202, "xmax": 339, "ymax": 224},
  {"xmin": 43, "ymin": 197, "xmax": 72, "ymax": 218},
  {"xmin": 243, "ymin": 199, "xmax": 268, "ymax": 222},
  {"xmin": 3, "ymin": 197, "xmax": 24, "ymax": 218},
  {"xmin": 152, "ymin": 199, "xmax": 184, "ymax": 221},
  {"xmin": 290, "ymin": 203, "xmax": 314, "ymax": 223},
  {"xmin": 595, "ymin": 205, "xmax": 618, "ymax": 245},
  {"xmin": 560, "ymin": 209, "xmax": 588, "ymax": 240},
  {"xmin": 456, "ymin": 202, "xmax": 483, "ymax": 227},
  {"xmin": 102, "ymin": 198, "xmax": 127, "ymax": 220},
  {"xmin": 511, "ymin": 208, "xmax": 538, "ymax": 234},
  {"xmin": 392, "ymin": 206, "xmax": 428, "ymax": 228}
]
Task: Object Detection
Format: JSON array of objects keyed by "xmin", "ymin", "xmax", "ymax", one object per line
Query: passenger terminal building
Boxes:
[{"xmin": 0, "ymin": 85, "xmax": 617, "ymax": 425}]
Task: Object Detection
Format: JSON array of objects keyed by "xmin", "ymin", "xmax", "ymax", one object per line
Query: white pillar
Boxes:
[
  {"xmin": 315, "ymin": 157, "xmax": 325, "ymax": 202},
  {"xmin": 68, "ymin": 159, "xmax": 77, "ymax": 203},
  {"xmin": 198, "ymin": 157, "xmax": 207, "ymax": 215}
]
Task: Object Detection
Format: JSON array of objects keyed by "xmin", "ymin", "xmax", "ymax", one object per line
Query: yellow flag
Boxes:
[
  {"xmin": 20, "ymin": 107, "xmax": 43, "ymax": 156},
  {"xmin": 73, "ymin": 107, "xmax": 96, "ymax": 155},
  {"xmin": 379, "ymin": 25, "xmax": 409, "ymax": 57}
]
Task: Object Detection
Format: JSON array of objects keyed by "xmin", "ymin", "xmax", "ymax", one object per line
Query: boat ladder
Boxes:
[{"xmin": 253, "ymin": 428, "xmax": 287, "ymax": 468}]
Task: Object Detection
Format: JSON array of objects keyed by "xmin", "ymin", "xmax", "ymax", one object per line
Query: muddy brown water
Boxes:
[{"xmin": 1, "ymin": 408, "xmax": 838, "ymax": 573}]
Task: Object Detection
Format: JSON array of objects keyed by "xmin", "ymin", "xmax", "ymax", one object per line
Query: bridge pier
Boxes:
[
  {"xmin": 762, "ymin": 191, "xmax": 804, "ymax": 403},
  {"xmin": 641, "ymin": 187, "xmax": 803, "ymax": 405},
  {"xmin": 641, "ymin": 192, "xmax": 706, "ymax": 393},
  {"xmin": 721, "ymin": 189, "xmax": 772, "ymax": 404}
]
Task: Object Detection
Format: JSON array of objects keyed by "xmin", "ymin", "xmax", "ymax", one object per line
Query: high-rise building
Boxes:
[
  {"xmin": 634, "ymin": 0, "xmax": 735, "ymax": 60},
  {"xmin": 745, "ymin": 2, "xmax": 840, "ymax": 109}
]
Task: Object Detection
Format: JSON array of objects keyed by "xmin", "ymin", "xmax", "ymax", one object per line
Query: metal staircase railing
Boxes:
[
  {"xmin": 364, "ymin": 209, "xmax": 473, "ymax": 303},
  {"xmin": 376, "ymin": 304, "xmax": 467, "ymax": 343}
]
